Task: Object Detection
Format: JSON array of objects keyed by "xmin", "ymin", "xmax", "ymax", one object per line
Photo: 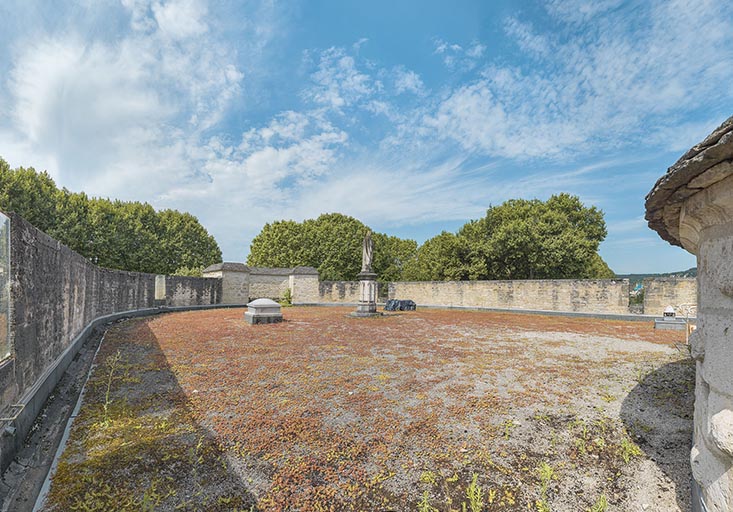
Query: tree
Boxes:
[
  {"xmin": 51, "ymin": 190, "xmax": 93, "ymax": 256},
  {"xmin": 247, "ymin": 220, "xmax": 309, "ymax": 269},
  {"xmin": 582, "ymin": 253, "xmax": 615, "ymax": 279},
  {"xmin": 85, "ymin": 198, "xmax": 157, "ymax": 271},
  {"xmin": 482, "ymin": 194, "xmax": 608, "ymax": 279},
  {"xmin": 247, "ymin": 213, "xmax": 418, "ymax": 281},
  {"xmin": 373, "ymin": 233, "xmax": 418, "ymax": 283},
  {"xmin": 0, "ymin": 157, "xmax": 222, "ymax": 274},
  {"xmin": 405, "ymin": 194, "xmax": 612, "ymax": 281},
  {"xmin": 402, "ymin": 231, "xmax": 472, "ymax": 281},
  {"xmin": 0, "ymin": 158, "xmax": 58, "ymax": 232},
  {"xmin": 158, "ymin": 210, "xmax": 222, "ymax": 274},
  {"xmin": 306, "ymin": 213, "xmax": 367, "ymax": 280}
]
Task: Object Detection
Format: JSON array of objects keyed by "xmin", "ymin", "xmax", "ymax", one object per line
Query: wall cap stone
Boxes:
[
  {"xmin": 202, "ymin": 263, "xmax": 319, "ymax": 276},
  {"xmin": 645, "ymin": 114, "xmax": 733, "ymax": 249},
  {"xmin": 290, "ymin": 266, "xmax": 319, "ymax": 276},
  {"xmin": 203, "ymin": 262, "xmax": 250, "ymax": 273},
  {"xmin": 249, "ymin": 267, "xmax": 293, "ymax": 276}
]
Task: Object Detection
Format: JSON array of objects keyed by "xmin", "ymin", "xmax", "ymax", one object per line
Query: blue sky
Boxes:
[{"xmin": 1, "ymin": 0, "xmax": 731, "ymax": 273}]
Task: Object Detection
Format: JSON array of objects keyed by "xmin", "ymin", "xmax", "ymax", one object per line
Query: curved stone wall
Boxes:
[
  {"xmin": 1, "ymin": 212, "xmax": 221, "ymax": 473},
  {"xmin": 646, "ymin": 115, "xmax": 733, "ymax": 511}
]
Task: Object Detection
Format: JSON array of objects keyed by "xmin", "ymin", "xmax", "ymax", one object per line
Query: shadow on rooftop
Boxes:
[
  {"xmin": 619, "ymin": 355, "xmax": 695, "ymax": 511},
  {"xmin": 42, "ymin": 318, "xmax": 259, "ymax": 511}
]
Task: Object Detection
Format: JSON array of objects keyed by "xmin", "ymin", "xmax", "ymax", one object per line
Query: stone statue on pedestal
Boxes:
[
  {"xmin": 362, "ymin": 230, "xmax": 373, "ymax": 272},
  {"xmin": 351, "ymin": 230, "xmax": 379, "ymax": 317}
]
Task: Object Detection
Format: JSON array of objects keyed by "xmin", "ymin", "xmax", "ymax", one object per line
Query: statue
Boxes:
[
  {"xmin": 361, "ymin": 230, "xmax": 373, "ymax": 273},
  {"xmin": 352, "ymin": 229, "xmax": 379, "ymax": 316}
]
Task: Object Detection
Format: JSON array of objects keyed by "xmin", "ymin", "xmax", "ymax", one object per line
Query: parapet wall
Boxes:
[
  {"xmin": 249, "ymin": 268, "xmax": 292, "ymax": 300},
  {"xmin": 642, "ymin": 277, "xmax": 697, "ymax": 316},
  {"xmin": 387, "ymin": 279, "xmax": 630, "ymax": 314},
  {"xmin": 202, "ymin": 263, "xmax": 319, "ymax": 304},
  {"xmin": 319, "ymin": 281, "xmax": 363, "ymax": 303},
  {"xmin": 1, "ymin": 213, "xmax": 220, "ymax": 472}
]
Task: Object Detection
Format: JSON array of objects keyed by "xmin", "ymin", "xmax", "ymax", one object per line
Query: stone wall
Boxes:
[
  {"xmin": 319, "ymin": 281, "xmax": 363, "ymax": 303},
  {"xmin": 388, "ymin": 279, "xmax": 630, "ymax": 314},
  {"xmin": 164, "ymin": 275, "xmax": 221, "ymax": 307},
  {"xmin": 645, "ymin": 114, "xmax": 733, "ymax": 511},
  {"xmin": 249, "ymin": 268, "xmax": 291, "ymax": 300},
  {"xmin": 1, "ymin": 213, "xmax": 220, "ymax": 472},
  {"xmin": 203, "ymin": 263, "xmax": 319, "ymax": 304},
  {"xmin": 290, "ymin": 269, "xmax": 320, "ymax": 304},
  {"xmin": 202, "ymin": 263, "xmax": 249, "ymax": 304},
  {"xmin": 643, "ymin": 277, "xmax": 697, "ymax": 316}
]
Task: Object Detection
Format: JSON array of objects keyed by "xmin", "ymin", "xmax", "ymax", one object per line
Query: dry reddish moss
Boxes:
[{"xmin": 42, "ymin": 307, "xmax": 691, "ymax": 511}]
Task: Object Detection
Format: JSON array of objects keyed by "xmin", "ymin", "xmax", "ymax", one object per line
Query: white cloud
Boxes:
[
  {"xmin": 304, "ymin": 47, "xmax": 379, "ymax": 110},
  {"xmin": 607, "ymin": 216, "xmax": 648, "ymax": 235},
  {"xmin": 2, "ymin": 0, "xmax": 246, "ymax": 199},
  {"xmin": 422, "ymin": 0, "xmax": 733, "ymax": 160},
  {"xmin": 433, "ymin": 39, "xmax": 485, "ymax": 70},
  {"xmin": 465, "ymin": 43, "xmax": 486, "ymax": 59},
  {"xmin": 1, "ymin": 0, "xmax": 732, "ymax": 266},
  {"xmin": 152, "ymin": 0, "xmax": 208, "ymax": 39},
  {"xmin": 544, "ymin": 0, "xmax": 624, "ymax": 24},
  {"xmin": 393, "ymin": 67, "xmax": 424, "ymax": 95},
  {"xmin": 503, "ymin": 17, "xmax": 550, "ymax": 57}
]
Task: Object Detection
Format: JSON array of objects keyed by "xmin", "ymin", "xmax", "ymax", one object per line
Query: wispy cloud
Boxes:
[
  {"xmin": 393, "ymin": 67, "xmax": 425, "ymax": 96},
  {"xmin": 0, "ymin": 0, "xmax": 725, "ymax": 272},
  {"xmin": 1, "ymin": 0, "xmax": 249, "ymax": 196},
  {"xmin": 424, "ymin": 0, "xmax": 733, "ymax": 160},
  {"xmin": 433, "ymin": 38, "xmax": 486, "ymax": 70},
  {"xmin": 303, "ymin": 47, "xmax": 380, "ymax": 110},
  {"xmin": 503, "ymin": 17, "xmax": 551, "ymax": 57}
]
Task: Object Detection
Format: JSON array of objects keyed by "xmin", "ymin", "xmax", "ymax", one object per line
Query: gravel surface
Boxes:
[{"xmin": 38, "ymin": 307, "xmax": 693, "ymax": 511}]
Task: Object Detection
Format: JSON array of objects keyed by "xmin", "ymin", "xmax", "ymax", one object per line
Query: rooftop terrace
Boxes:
[{"xmin": 38, "ymin": 307, "xmax": 691, "ymax": 512}]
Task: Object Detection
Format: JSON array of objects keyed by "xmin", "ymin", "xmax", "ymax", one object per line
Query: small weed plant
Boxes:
[
  {"xmin": 418, "ymin": 491, "xmax": 437, "ymax": 512},
  {"xmin": 420, "ymin": 471, "xmax": 438, "ymax": 485},
  {"xmin": 619, "ymin": 437, "xmax": 643, "ymax": 463},
  {"xmin": 503, "ymin": 419, "xmax": 516, "ymax": 440},
  {"xmin": 588, "ymin": 494, "xmax": 608, "ymax": 512},
  {"xmin": 280, "ymin": 288, "xmax": 292, "ymax": 306},
  {"xmin": 535, "ymin": 461, "xmax": 556, "ymax": 512},
  {"xmin": 466, "ymin": 473, "xmax": 484, "ymax": 512},
  {"xmin": 101, "ymin": 351, "xmax": 122, "ymax": 428}
]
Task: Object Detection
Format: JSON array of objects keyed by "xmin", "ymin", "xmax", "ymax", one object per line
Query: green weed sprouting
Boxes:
[
  {"xmin": 280, "ymin": 287, "xmax": 293, "ymax": 306},
  {"xmin": 536, "ymin": 461, "xmax": 556, "ymax": 512},
  {"xmin": 503, "ymin": 419, "xmax": 516, "ymax": 440},
  {"xmin": 466, "ymin": 473, "xmax": 484, "ymax": 512},
  {"xmin": 588, "ymin": 494, "xmax": 608, "ymax": 512},
  {"xmin": 420, "ymin": 470, "xmax": 438, "ymax": 485},
  {"xmin": 101, "ymin": 350, "xmax": 123, "ymax": 428},
  {"xmin": 417, "ymin": 490, "xmax": 437, "ymax": 512},
  {"xmin": 619, "ymin": 437, "xmax": 643, "ymax": 463}
]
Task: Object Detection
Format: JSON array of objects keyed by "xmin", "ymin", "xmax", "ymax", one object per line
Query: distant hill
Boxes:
[{"xmin": 616, "ymin": 267, "xmax": 697, "ymax": 288}]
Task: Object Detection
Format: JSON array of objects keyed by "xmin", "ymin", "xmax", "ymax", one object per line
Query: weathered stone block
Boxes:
[{"xmin": 244, "ymin": 298, "xmax": 283, "ymax": 324}]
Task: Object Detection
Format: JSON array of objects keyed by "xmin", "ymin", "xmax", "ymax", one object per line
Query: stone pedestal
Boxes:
[
  {"xmin": 352, "ymin": 271, "xmax": 379, "ymax": 317},
  {"xmin": 244, "ymin": 298, "xmax": 283, "ymax": 324},
  {"xmin": 645, "ymin": 116, "xmax": 733, "ymax": 511}
]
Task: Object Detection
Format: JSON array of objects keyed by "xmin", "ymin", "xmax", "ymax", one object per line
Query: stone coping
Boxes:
[
  {"xmin": 202, "ymin": 263, "xmax": 318, "ymax": 276},
  {"xmin": 202, "ymin": 262, "xmax": 250, "ymax": 273},
  {"xmin": 645, "ymin": 115, "xmax": 733, "ymax": 247}
]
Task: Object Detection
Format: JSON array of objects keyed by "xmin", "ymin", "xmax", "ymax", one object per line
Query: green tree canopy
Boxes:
[
  {"xmin": 401, "ymin": 232, "xmax": 471, "ymax": 281},
  {"xmin": 248, "ymin": 196, "xmax": 612, "ymax": 282},
  {"xmin": 0, "ymin": 159, "xmax": 58, "ymax": 233},
  {"xmin": 0, "ymin": 157, "xmax": 222, "ymax": 274},
  {"xmin": 247, "ymin": 213, "xmax": 417, "ymax": 281},
  {"xmin": 404, "ymin": 194, "xmax": 613, "ymax": 281}
]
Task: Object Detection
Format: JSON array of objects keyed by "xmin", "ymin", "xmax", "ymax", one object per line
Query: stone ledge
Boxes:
[{"xmin": 645, "ymin": 115, "xmax": 733, "ymax": 248}]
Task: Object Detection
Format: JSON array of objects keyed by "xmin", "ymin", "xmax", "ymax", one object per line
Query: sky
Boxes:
[{"xmin": 1, "ymin": 0, "xmax": 732, "ymax": 273}]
